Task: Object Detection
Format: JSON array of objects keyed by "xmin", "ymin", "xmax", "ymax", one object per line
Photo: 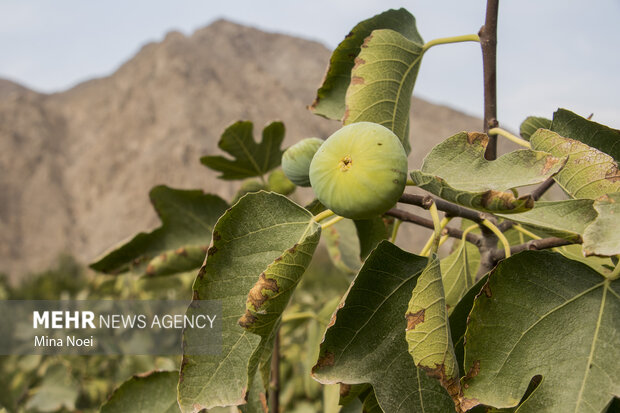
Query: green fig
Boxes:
[
  {"xmin": 309, "ymin": 122, "xmax": 407, "ymax": 219},
  {"xmin": 282, "ymin": 137, "xmax": 324, "ymax": 187},
  {"xmin": 268, "ymin": 169, "xmax": 296, "ymax": 196}
]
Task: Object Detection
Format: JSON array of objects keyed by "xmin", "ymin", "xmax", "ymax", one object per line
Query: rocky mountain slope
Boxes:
[{"xmin": 0, "ymin": 20, "xmax": 481, "ymax": 278}]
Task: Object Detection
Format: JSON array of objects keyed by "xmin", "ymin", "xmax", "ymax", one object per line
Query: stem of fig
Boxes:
[
  {"xmin": 313, "ymin": 209, "xmax": 335, "ymax": 222},
  {"xmin": 390, "ymin": 219, "xmax": 402, "ymax": 243},
  {"xmin": 321, "ymin": 216, "xmax": 344, "ymax": 230},
  {"xmin": 421, "ymin": 34, "xmax": 480, "ymax": 54},
  {"xmin": 406, "ymin": 178, "xmax": 415, "ymax": 186},
  {"xmin": 488, "ymin": 127, "xmax": 531, "ymax": 148},
  {"xmin": 482, "ymin": 219, "xmax": 511, "ymax": 258}
]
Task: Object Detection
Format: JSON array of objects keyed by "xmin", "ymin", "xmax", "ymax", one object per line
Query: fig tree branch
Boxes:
[
  {"xmin": 480, "ymin": 0, "xmax": 499, "ymax": 159},
  {"xmin": 490, "ymin": 237, "xmax": 576, "ymax": 262},
  {"xmin": 385, "ymin": 208, "xmax": 483, "ymax": 246},
  {"xmin": 398, "ymin": 193, "xmax": 492, "ymax": 224}
]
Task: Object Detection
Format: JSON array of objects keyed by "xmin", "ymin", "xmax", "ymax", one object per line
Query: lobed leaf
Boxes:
[
  {"xmin": 530, "ymin": 128, "xmax": 620, "ymax": 199},
  {"xmin": 90, "ymin": 186, "xmax": 227, "ymax": 276},
  {"xmin": 310, "ymin": 8, "xmax": 422, "ymax": 120},
  {"xmin": 410, "ymin": 132, "xmax": 565, "ymax": 213},
  {"xmin": 312, "ymin": 241, "xmax": 455, "ymax": 412},
  {"xmin": 583, "ymin": 192, "xmax": 620, "ymax": 257},
  {"xmin": 463, "ymin": 251, "xmax": 620, "ymax": 412},
  {"xmin": 178, "ymin": 192, "xmax": 320, "ymax": 412},
  {"xmin": 343, "ymin": 28, "xmax": 424, "ymax": 154},
  {"xmin": 520, "ymin": 116, "xmax": 551, "ymax": 141},
  {"xmin": 100, "ymin": 371, "xmax": 180, "ymax": 413},
  {"xmin": 201, "ymin": 121, "xmax": 285, "ymax": 180},
  {"xmin": 551, "ymin": 108, "xmax": 620, "ymax": 161}
]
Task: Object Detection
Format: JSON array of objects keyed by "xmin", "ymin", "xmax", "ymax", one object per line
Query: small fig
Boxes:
[
  {"xmin": 233, "ymin": 179, "xmax": 266, "ymax": 204},
  {"xmin": 268, "ymin": 169, "xmax": 296, "ymax": 196},
  {"xmin": 309, "ymin": 122, "xmax": 407, "ymax": 219},
  {"xmin": 282, "ymin": 137, "xmax": 324, "ymax": 187}
]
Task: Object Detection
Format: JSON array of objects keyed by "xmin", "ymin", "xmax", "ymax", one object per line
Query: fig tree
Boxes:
[
  {"xmin": 282, "ymin": 137, "xmax": 324, "ymax": 187},
  {"xmin": 309, "ymin": 122, "xmax": 407, "ymax": 219}
]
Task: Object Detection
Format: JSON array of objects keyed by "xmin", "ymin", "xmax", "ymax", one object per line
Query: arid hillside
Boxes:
[{"xmin": 0, "ymin": 20, "xmax": 482, "ymax": 277}]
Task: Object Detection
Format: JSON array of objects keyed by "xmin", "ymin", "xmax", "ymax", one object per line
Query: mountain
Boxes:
[{"xmin": 0, "ymin": 20, "xmax": 482, "ymax": 278}]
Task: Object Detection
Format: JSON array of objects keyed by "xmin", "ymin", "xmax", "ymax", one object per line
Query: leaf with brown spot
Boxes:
[
  {"xmin": 313, "ymin": 241, "xmax": 456, "ymax": 412},
  {"xmin": 309, "ymin": 8, "xmax": 422, "ymax": 120},
  {"xmin": 179, "ymin": 192, "xmax": 320, "ymax": 412},
  {"xmin": 90, "ymin": 185, "xmax": 227, "ymax": 277},
  {"xmin": 530, "ymin": 128, "xmax": 620, "ymax": 199},
  {"xmin": 410, "ymin": 132, "xmax": 566, "ymax": 213}
]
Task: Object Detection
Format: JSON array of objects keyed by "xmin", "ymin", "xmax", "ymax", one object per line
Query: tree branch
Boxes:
[
  {"xmin": 385, "ymin": 208, "xmax": 483, "ymax": 246},
  {"xmin": 490, "ymin": 237, "xmax": 576, "ymax": 262},
  {"xmin": 530, "ymin": 177, "xmax": 555, "ymax": 201},
  {"xmin": 398, "ymin": 193, "xmax": 490, "ymax": 224},
  {"xmin": 480, "ymin": 0, "xmax": 499, "ymax": 159}
]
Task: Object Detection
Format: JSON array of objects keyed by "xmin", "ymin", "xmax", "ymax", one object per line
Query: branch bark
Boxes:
[
  {"xmin": 480, "ymin": 0, "xmax": 499, "ymax": 159},
  {"xmin": 530, "ymin": 177, "xmax": 555, "ymax": 201},
  {"xmin": 398, "ymin": 193, "xmax": 491, "ymax": 224},
  {"xmin": 385, "ymin": 208, "xmax": 483, "ymax": 246},
  {"xmin": 490, "ymin": 237, "xmax": 576, "ymax": 262}
]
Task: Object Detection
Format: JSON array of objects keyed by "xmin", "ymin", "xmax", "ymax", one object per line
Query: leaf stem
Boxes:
[
  {"xmin": 488, "ymin": 127, "xmax": 531, "ymax": 148},
  {"xmin": 406, "ymin": 178, "xmax": 416, "ymax": 186},
  {"xmin": 313, "ymin": 209, "xmax": 335, "ymax": 222},
  {"xmin": 482, "ymin": 219, "xmax": 511, "ymax": 258},
  {"xmin": 390, "ymin": 219, "xmax": 402, "ymax": 243},
  {"xmin": 608, "ymin": 260, "xmax": 620, "ymax": 280},
  {"xmin": 321, "ymin": 216, "xmax": 344, "ymax": 230},
  {"xmin": 512, "ymin": 224, "xmax": 541, "ymax": 240},
  {"xmin": 422, "ymin": 34, "xmax": 480, "ymax": 54},
  {"xmin": 420, "ymin": 206, "xmax": 448, "ymax": 256}
]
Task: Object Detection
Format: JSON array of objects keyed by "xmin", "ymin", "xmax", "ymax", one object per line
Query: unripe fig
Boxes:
[
  {"xmin": 268, "ymin": 169, "xmax": 295, "ymax": 196},
  {"xmin": 233, "ymin": 179, "xmax": 266, "ymax": 204},
  {"xmin": 282, "ymin": 137, "xmax": 324, "ymax": 187},
  {"xmin": 309, "ymin": 122, "xmax": 407, "ymax": 220}
]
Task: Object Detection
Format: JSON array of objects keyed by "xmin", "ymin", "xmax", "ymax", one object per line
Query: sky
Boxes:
[{"xmin": 0, "ymin": 0, "xmax": 618, "ymax": 130}]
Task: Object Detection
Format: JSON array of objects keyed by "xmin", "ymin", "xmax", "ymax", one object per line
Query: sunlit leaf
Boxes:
[
  {"xmin": 343, "ymin": 28, "xmax": 424, "ymax": 154},
  {"xmin": 441, "ymin": 238, "xmax": 478, "ymax": 310},
  {"xmin": 530, "ymin": 128, "xmax": 620, "ymax": 199},
  {"xmin": 310, "ymin": 8, "xmax": 422, "ymax": 120},
  {"xmin": 201, "ymin": 121, "xmax": 285, "ymax": 180},
  {"xmin": 411, "ymin": 132, "xmax": 565, "ymax": 213},
  {"xmin": 178, "ymin": 192, "xmax": 320, "ymax": 412},
  {"xmin": 463, "ymin": 251, "xmax": 620, "ymax": 412},
  {"xmin": 90, "ymin": 186, "xmax": 227, "ymax": 276}
]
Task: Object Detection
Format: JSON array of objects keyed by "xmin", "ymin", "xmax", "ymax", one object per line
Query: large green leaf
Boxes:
[
  {"xmin": 90, "ymin": 186, "xmax": 227, "ymax": 276},
  {"xmin": 530, "ymin": 128, "xmax": 620, "ymax": 199},
  {"xmin": 100, "ymin": 371, "xmax": 180, "ymax": 413},
  {"xmin": 410, "ymin": 132, "xmax": 565, "ymax": 213},
  {"xmin": 551, "ymin": 108, "xmax": 620, "ymax": 161},
  {"xmin": 312, "ymin": 241, "xmax": 455, "ymax": 412},
  {"xmin": 201, "ymin": 121, "xmax": 285, "ymax": 180},
  {"xmin": 343, "ymin": 28, "xmax": 424, "ymax": 154},
  {"xmin": 463, "ymin": 251, "xmax": 620, "ymax": 412},
  {"xmin": 520, "ymin": 116, "xmax": 551, "ymax": 141},
  {"xmin": 309, "ymin": 8, "xmax": 422, "ymax": 120},
  {"xmin": 178, "ymin": 192, "xmax": 320, "ymax": 412},
  {"xmin": 583, "ymin": 192, "xmax": 620, "ymax": 257},
  {"xmin": 496, "ymin": 199, "xmax": 597, "ymax": 242}
]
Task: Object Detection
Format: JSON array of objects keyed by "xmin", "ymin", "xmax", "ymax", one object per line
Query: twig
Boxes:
[
  {"xmin": 530, "ymin": 177, "xmax": 556, "ymax": 201},
  {"xmin": 479, "ymin": 0, "xmax": 499, "ymax": 159},
  {"xmin": 398, "ymin": 193, "xmax": 489, "ymax": 224},
  {"xmin": 488, "ymin": 127, "xmax": 531, "ymax": 148},
  {"xmin": 385, "ymin": 208, "xmax": 483, "ymax": 246},
  {"xmin": 269, "ymin": 330, "xmax": 280, "ymax": 412},
  {"xmin": 490, "ymin": 237, "xmax": 576, "ymax": 262}
]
